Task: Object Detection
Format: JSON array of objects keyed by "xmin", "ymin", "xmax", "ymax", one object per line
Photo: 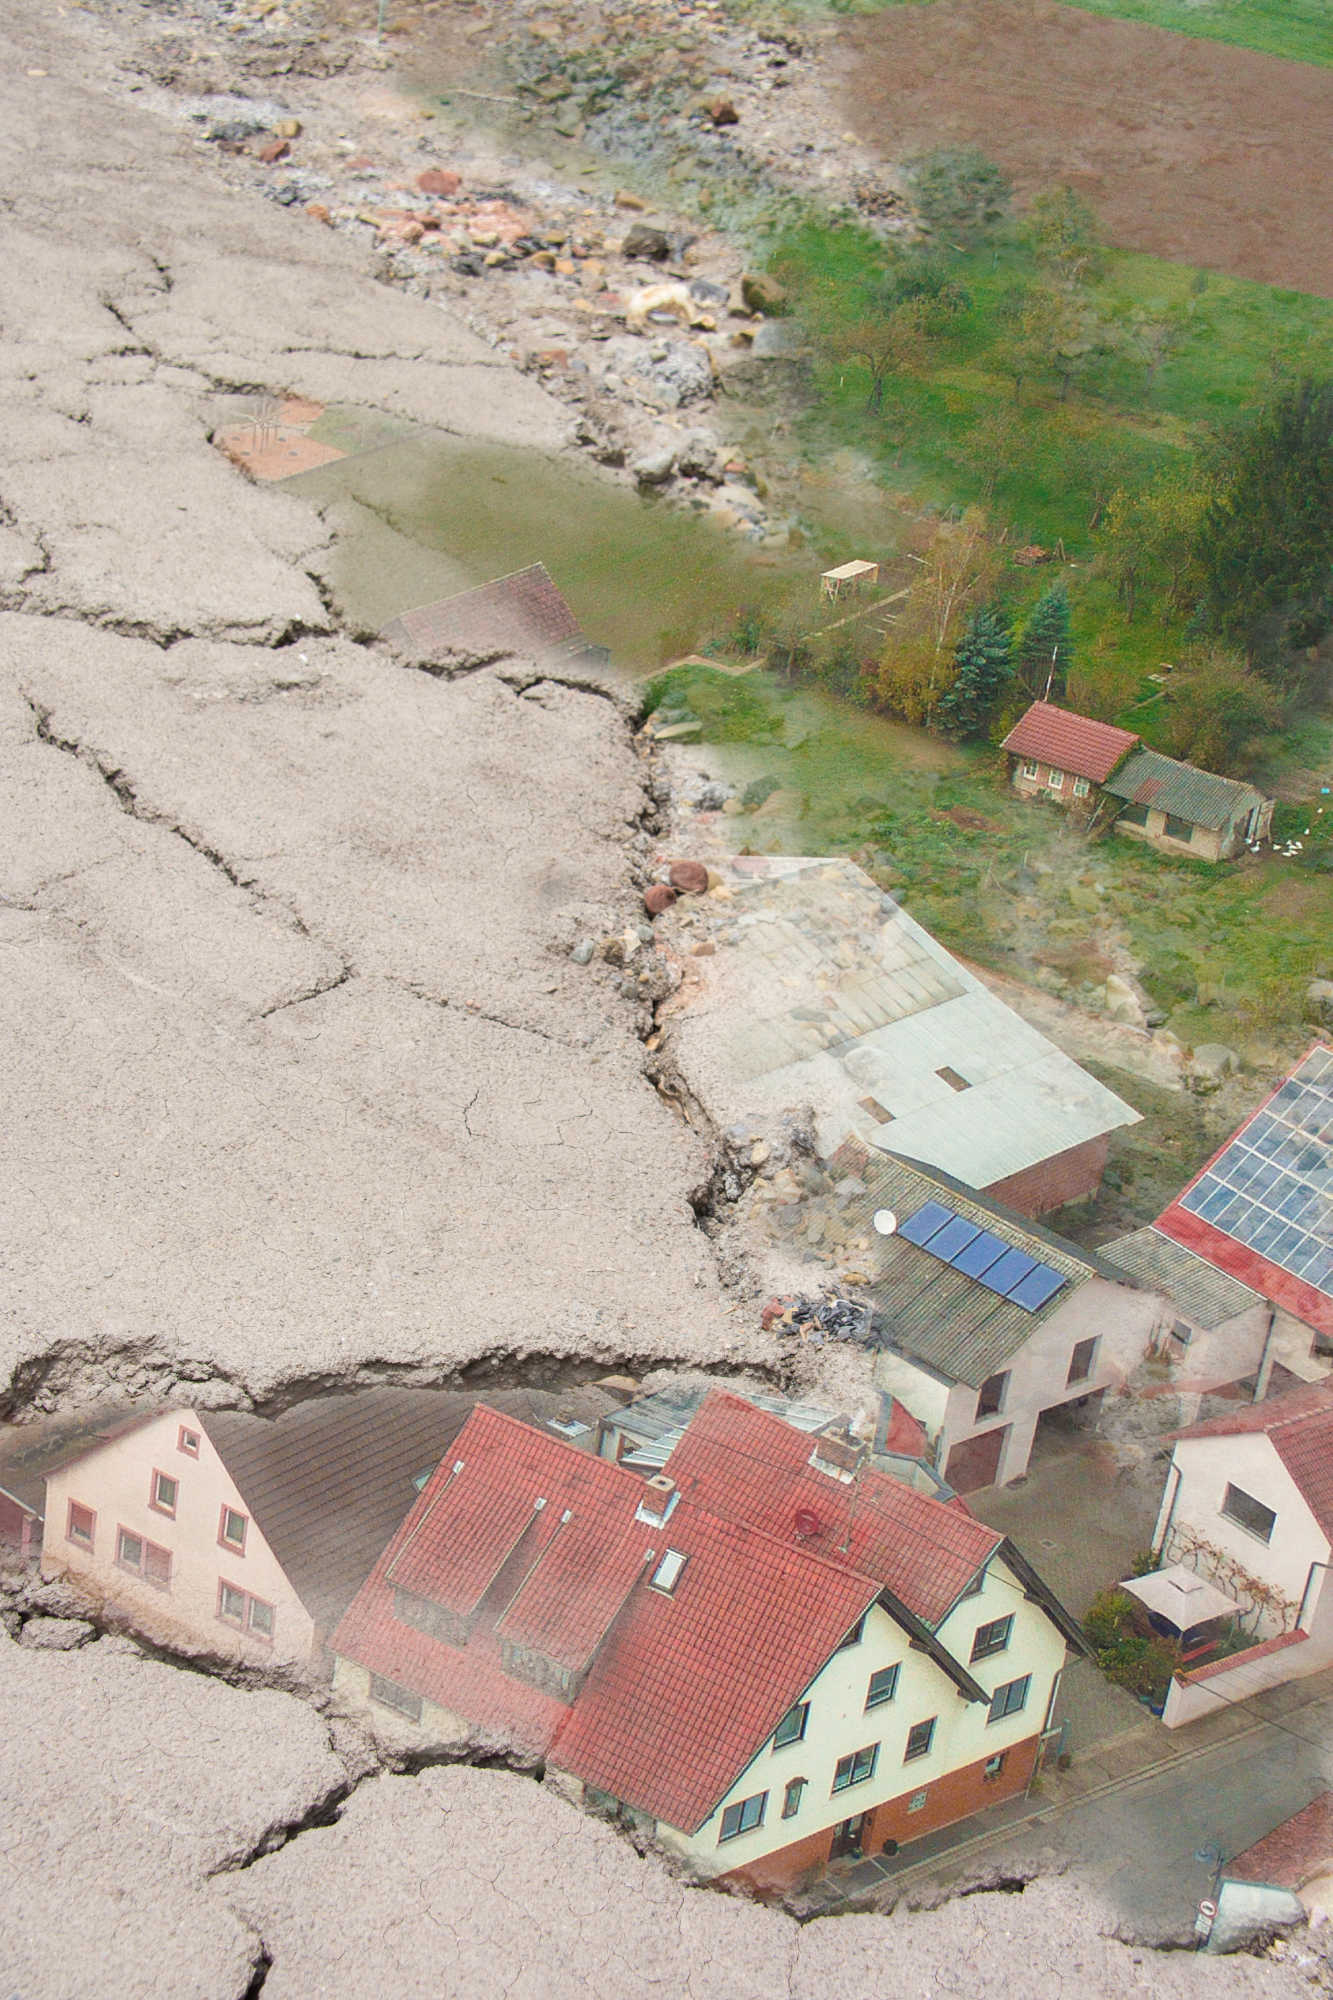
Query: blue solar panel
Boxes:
[
  {"xmin": 927, "ymin": 1215, "xmax": 982, "ymax": 1262},
  {"xmin": 899, "ymin": 1200, "xmax": 955, "ymax": 1248},
  {"xmin": 977, "ymin": 1247, "xmax": 1038, "ymax": 1297},
  {"xmin": 953, "ymin": 1230, "xmax": 1009, "ymax": 1279},
  {"xmin": 1173, "ymin": 1048, "xmax": 1331, "ymax": 1305},
  {"xmin": 1008, "ymin": 1265, "xmax": 1067, "ymax": 1312}
]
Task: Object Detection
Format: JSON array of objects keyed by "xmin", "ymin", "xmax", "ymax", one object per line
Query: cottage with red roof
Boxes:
[
  {"xmin": 999, "ymin": 702, "xmax": 1273, "ymax": 860},
  {"xmin": 1151, "ymin": 1379, "xmax": 1333, "ymax": 1726},
  {"xmin": 332, "ymin": 1393, "xmax": 1085, "ymax": 1894}
]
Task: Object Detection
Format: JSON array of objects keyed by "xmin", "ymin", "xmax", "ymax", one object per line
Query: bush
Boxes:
[
  {"xmin": 1083, "ymin": 1589, "xmax": 1182, "ymax": 1702},
  {"xmin": 906, "ymin": 147, "xmax": 1011, "ymax": 246}
]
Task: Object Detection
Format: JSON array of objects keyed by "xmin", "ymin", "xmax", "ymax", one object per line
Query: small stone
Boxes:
[
  {"xmin": 750, "ymin": 1141, "xmax": 770, "ymax": 1166},
  {"xmin": 636, "ymin": 923, "xmax": 655, "ymax": 945},
  {"xmin": 703, "ymin": 97, "xmax": 738, "ymax": 126},
  {"xmin": 644, "ymin": 884, "xmax": 677, "ymax": 916},
  {"xmin": 417, "ymin": 167, "xmax": 461, "ymax": 196},
  {"xmin": 721, "ymin": 796, "xmax": 745, "ymax": 816},
  {"xmin": 614, "ymin": 189, "xmax": 646, "ymax": 210},
  {"xmin": 622, "ymin": 222, "xmax": 671, "ymax": 262},
  {"xmin": 305, "ymin": 202, "xmax": 332, "ymax": 224},
  {"xmin": 570, "ymin": 938, "xmax": 595, "ymax": 965},
  {"xmin": 630, "ymin": 443, "xmax": 677, "ymax": 488},
  {"xmin": 553, "ymin": 257, "xmax": 577, "ymax": 277},
  {"xmin": 275, "ymin": 117, "xmax": 302, "ymax": 138},
  {"xmin": 692, "ymin": 940, "xmax": 716, "ymax": 956},
  {"xmin": 256, "ymin": 136, "xmax": 290, "ymax": 164},
  {"xmin": 668, "ymin": 860, "xmax": 710, "ymax": 895}
]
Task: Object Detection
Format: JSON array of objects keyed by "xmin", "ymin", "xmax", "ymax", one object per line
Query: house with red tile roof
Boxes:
[
  {"xmin": 1151, "ymin": 1380, "xmax": 1333, "ymax": 1725},
  {"xmin": 332, "ymin": 1392, "xmax": 1085, "ymax": 1893},
  {"xmin": 999, "ymin": 701, "xmax": 1272, "ymax": 859}
]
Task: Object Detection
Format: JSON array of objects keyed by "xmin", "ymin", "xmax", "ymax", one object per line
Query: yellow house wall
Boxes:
[
  {"xmin": 43, "ymin": 1407, "xmax": 315, "ymax": 1667},
  {"xmin": 658, "ymin": 1559, "xmax": 1067, "ymax": 1879}
]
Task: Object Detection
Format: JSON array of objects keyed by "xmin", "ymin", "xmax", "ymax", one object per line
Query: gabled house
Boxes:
[
  {"xmin": 331, "ymin": 1392, "xmax": 1086, "ymax": 1893},
  {"xmin": 38, "ymin": 1388, "xmax": 581, "ymax": 1668},
  {"xmin": 999, "ymin": 701, "xmax": 1273, "ymax": 861},
  {"xmin": 1000, "ymin": 701, "xmax": 1139, "ymax": 813},
  {"xmin": 834, "ymin": 1151, "xmax": 1164, "ymax": 1491},
  {"xmin": 660, "ymin": 855, "xmax": 1139, "ymax": 1216},
  {"xmin": 1151, "ymin": 1381, "xmax": 1333, "ymax": 1724}
]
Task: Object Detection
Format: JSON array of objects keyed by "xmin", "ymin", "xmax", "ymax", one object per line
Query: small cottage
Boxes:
[
  {"xmin": 999, "ymin": 701, "xmax": 1274, "ymax": 861},
  {"xmin": 1100, "ymin": 746, "xmax": 1273, "ymax": 861}
]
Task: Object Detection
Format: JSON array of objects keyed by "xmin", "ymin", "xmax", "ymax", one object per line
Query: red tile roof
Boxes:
[
  {"xmin": 331, "ymin": 1396, "xmax": 1022, "ymax": 1834},
  {"xmin": 664, "ymin": 1392, "xmax": 1000, "ymax": 1627},
  {"xmin": 1174, "ymin": 1381, "xmax": 1333, "ymax": 1541},
  {"xmin": 1227, "ymin": 1790, "xmax": 1333, "ymax": 1889},
  {"xmin": 1000, "ymin": 701, "xmax": 1139, "ymax": 783}
]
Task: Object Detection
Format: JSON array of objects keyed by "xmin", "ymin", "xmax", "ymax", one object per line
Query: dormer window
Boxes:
[{"xmin": 650, "ymin": 1549, "xmax": 688, "ymax": 1594}]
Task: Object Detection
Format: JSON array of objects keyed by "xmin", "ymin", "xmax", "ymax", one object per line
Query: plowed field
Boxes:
[{"xmin": 837, "ymin": 0, "xmax": 1333, "ymax": 296}]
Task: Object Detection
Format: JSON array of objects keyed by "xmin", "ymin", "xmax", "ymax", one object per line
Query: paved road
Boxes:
[{"xmin": 884, "ymin": 1687, "xmax": 1333, "ymax": 1944}]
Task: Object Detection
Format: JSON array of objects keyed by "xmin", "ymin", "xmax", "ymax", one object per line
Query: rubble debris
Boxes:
[{"xmin": 759, "ymin": 1291, "xmax": 876, "ymax": 1347}]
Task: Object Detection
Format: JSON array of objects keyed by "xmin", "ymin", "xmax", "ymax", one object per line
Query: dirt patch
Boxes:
[
  {"xmin": 215, "ymin": 397, "xmax": 347, "ymax": 481},
  {"xmin": 835, "ymin": 0, "xmax": 1333, "ymax": 297}
]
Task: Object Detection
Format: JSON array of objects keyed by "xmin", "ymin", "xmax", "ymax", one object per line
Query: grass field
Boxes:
[
  {"xmin": 646, "ymin": 663, "xmax": 1333, "ymax": 1050},
  {"xmin": 801, "ymin": 0, "xmax": 1333, "ymax": 69}
]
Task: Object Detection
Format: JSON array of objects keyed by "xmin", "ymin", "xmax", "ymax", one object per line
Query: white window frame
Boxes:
[
  {"xmin": 1072, "ymin": 775, "xmax": 1091, "ymax": 799},
  {"xmin": 1020, "ymin": 759, "xmax": 1039, "ymax": 781}
]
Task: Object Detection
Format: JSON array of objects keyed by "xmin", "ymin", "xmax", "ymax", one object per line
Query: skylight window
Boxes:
[{"xmin": 650, "ymin": 1549, "xmax": 688, "ymax": 1594}]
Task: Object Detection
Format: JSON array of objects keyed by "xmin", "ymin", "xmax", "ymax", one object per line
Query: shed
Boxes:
[
  {"xmin": 820, "ymin": 559, "xmax": 879, "ymax": 602},
  {"xmin": 1102, "ymin": 747, "xmax": 1273, "ymax": 860}
]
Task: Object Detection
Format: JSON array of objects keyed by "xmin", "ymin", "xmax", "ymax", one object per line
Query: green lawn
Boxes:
[
  {"xmin": 646, "ymin": 662, "xmax": 1333, "ymax": 1051},
  {"xmin": 785, "ymin": 0, "xmax": 1333, "ymax": 68}
]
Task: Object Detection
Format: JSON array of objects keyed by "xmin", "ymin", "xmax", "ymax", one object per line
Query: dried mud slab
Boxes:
[{"xmin": 836, "ymin": 0, "xmax": 1333, "ymax": 296}]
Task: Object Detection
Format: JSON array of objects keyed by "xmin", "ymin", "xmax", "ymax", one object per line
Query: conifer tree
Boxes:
[
  {"xmin": 934, "ymin": 604, "xmax": 1013, "ymax": 738},
  {"xmin": 1016, "ymin": 582, "xmax": 1073, "ymax": 701}
]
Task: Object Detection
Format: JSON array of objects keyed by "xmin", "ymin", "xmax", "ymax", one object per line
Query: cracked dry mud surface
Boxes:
[{"xmin": 0, "ymin": 2, "xmax": 1325, "ymax": 1995}]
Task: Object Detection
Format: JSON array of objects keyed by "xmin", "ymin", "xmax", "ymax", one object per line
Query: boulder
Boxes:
[
  {"xmin": 623, "ymin": 282, "xmax": 693, "ymax": 332},
  {"xmin": 740, "ymin": 271, "xmax": 787, "ymax": 315},
  {"xmin": 1186, "ymin": 1043, "xmax": 1238, "ymax": 1094},
  {"xmin": 667, "ymin": 860, "xmax": 710, "ymax": 895},
  {"xmin": 1103, "ymin": 973, "xmax": 1144, "ymax": 1025},
  {"xmin": 621, "ymin": 222, "xmax": 671, "ymax": 262},
  {"xmin": 1304, "ymin": 978, "xmax": 1333, "ymax": 1029},
  {"xmin": 629, "ymin": 442, "xmax": 677, "ymax": 487}
]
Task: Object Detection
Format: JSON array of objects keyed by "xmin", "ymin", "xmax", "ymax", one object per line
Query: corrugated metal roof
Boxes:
[
  {"xmin": 670, "ymin": 858, "xmax": 1139, "ymax": 1187},
  {"xmin": 1098, "ymin": 1225, "xmax": 1263, "ymax": 1329},
  {"xmin": 843, "ymin": 1151, "xmax": 1097, "ymax": 1387},
  {"xmin": 609, "ymin": 1385, "xmax": 838, "ymax": 1450},
  {"xmin": 1102, "ymin": 747, "xmax": 1265, "ymax": 832},
  {"xmin": 1000, "ymin": 701, "xmax": 1139, "ymax": 783}
]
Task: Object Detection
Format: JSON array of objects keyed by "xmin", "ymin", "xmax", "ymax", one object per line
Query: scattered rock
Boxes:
[
  {"xmin": 1304, "ymin": 978, "xmax": 1333, "ymax": 1029},
  {"xmin": 274, "ymin": 117, "xmax": 302, "ymax": 139},
  {"xmin": 703, "ymin": 98, "xmax": 738, "ymax": 126},
  {"xmin": 1186, "ymin": 1043, "xmax": 1239, "ymax": 1093},
  {"xmin": 644, "ymin": 884, "xmax": 677, "ymax": 916},
  {"xmin": 570, "ymin": 938, "xmax": 595, "ymax": 965},
  {"xmin": 624, "ymin": 281, "xmax": 694, "ymax": 332},
  {"xmin": 740, "ymin": 271, "xmax": 786, "ymax": 315},
  {"xmin": 630, "ymin": 441, "xmax": 677, "ymax": 487},
  {"xmin": 614, "ymin": 189, "xmax": 646, "ymax": 210},
  {"xmin": 1102, "ymin": 973, "xmax": 1145, "ymax": 1027},
  {"xmin": 18, "ymin": 1617, "xmax": 95, "ymax": 1650},
  {"xmin": 256, "ymin": 136, "xmax": 290, "ymax": 164},
  {"xmin": 417, "ymin": 167, "xmax": 461, "ymax": 195},
  {"xmin": 667, "ymin": 859, "xmax": 709, "ymax": 895},
  {"xmin": 697, "ymin": 781, "xmax": 729, "ymax": 811},
  {"xmin": 621, "ymin": 222, "xmax": 671, "ymax": 262}
]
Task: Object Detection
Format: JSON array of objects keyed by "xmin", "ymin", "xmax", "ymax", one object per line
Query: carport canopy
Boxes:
[{"xmin": 1120, "ymin": 1563, "xmax": 1239, "ymax": 1632}]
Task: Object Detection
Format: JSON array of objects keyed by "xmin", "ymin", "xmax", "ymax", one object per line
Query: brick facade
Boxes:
[
  {"xmin": 985, "ymin": 1133, "xmax": 1110, "ymax": 1218},
  {"xmin": 721, "ymin": 1734, "xmax": 1041, "ymax": 1895}
]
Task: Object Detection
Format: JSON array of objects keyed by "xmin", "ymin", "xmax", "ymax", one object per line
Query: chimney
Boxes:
[
  {"xmin": 808, "ymin": 1433, "xmax": 865, "ymax": 1482},
  {"xmin": 635, "ymin": 1473, "xmax": 679, "ymax": 1527}
]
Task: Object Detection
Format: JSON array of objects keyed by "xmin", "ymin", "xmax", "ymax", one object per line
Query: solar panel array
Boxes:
[
  {"xmin": 898, "ymin": 1200, "xmax": 1068, "ymax": 1312},
  {"xmin": 1179, "ymin": 1045, "xmax": 1333, "ymax": 1299}
]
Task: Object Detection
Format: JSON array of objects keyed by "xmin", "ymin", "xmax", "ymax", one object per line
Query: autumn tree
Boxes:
[
  {"xmin": 1164, "ymin": 652, "xmax": 1283, "ymax": 775},
  {"xmin": 1022, "ymin": 185, "xmax": 1105, "ymax": 287},
  {"xmin": 870, "ymin": 511, "xmax": 1000, "ymax": 723},
  {"xmin": 800, "ymin": 248, "xmax": 969, "ymax": 415},
  {"xmin": 1100, "ymin": 468, "xmax": 1209, "ymax": 622}
]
